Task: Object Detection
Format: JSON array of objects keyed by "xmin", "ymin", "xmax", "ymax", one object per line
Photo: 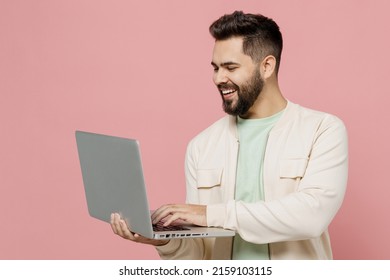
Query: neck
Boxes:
[{"xmin": 240, "ymin": 82, "xmax": 287, "ymax": 119}]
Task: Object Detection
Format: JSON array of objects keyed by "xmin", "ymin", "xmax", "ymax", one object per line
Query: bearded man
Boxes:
[{"xmin": 111, "ymin": 11, "xmax": 348, "ymax": 260}]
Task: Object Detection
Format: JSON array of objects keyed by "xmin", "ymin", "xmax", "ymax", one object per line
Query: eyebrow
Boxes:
[{"xmin": 211, "ymin": 61, "xmax": 241, "ymax": 67}]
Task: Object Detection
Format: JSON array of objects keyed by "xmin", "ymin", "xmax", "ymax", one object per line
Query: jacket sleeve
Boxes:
[
  {"xmin": 207, "ymin": 116, "xmax": 348, "ymax": 244},
  {"xmin": 155, "ymin": 140, "xmax": 209, "ymax": 259}
]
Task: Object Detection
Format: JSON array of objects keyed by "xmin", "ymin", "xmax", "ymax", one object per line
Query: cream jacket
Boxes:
[{"xmin": 156, "ymin": 101, "xmax": 348, "ymax": 259}]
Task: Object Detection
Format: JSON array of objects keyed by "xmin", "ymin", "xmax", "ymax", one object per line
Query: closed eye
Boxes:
[
  {"xmin": 211, "ymin": 61, "xmax": 240, "ymax": 72},
  {"xmin": 227, "ymin": 66, "xmax": 238, "ymax": 71}
]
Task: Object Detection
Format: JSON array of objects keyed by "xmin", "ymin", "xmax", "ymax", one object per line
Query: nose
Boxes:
[{"xmin": 213, "ymin": 69, "xmax": 228, "ymax": 85}]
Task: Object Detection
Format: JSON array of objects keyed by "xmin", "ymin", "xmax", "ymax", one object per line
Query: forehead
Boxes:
[{"xmin": 212, "ymin": 37, "xmax": 253, "ymax": 65}]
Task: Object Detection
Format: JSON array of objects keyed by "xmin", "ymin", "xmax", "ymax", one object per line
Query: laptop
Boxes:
[{"xmin": 75, "ymin": 130, "xmax": 235, "ymax": 240}]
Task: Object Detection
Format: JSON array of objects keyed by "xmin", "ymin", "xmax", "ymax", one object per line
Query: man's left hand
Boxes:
[{"xmin": 151, "ymin": 204, "xmax": 207, "ymax": 227}]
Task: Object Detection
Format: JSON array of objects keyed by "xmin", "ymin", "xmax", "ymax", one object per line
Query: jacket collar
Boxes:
[{"xmin": 228, "ymin": 100, "xmax": 299, "ymax": 139}]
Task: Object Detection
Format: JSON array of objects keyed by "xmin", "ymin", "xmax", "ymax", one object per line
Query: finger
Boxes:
[
  {"xmin": 119, "ymin": 219, "xmax": 134, "ymax": 240},
  {"xmin": 111, "ymin": 213, "xmax": 123, "ymax": 234},
  {"xmin": 151, "ymin": 205, "xmax": 170, "ymax": 224},
  {"xmin": 113, "ymin": 213, "xmax": 128, "ymax": 237},
  {"xmin": 151, "ymin": 204, "xmax": 171, "ymax": 221},
  {"xmin": 163, "ymin": 212, "xmax": 188, "ymax": 226},
  {"xmin": 165, "ymin": 206, "xmax": 207, "ymax": 226},
  {"xmin": 110, "ymin": 213, "xmax": 118, "ymax": 234},
  {"xmin": 152, "ymin": 205, "xmax": 181, "ymax": 224},
  {"xmin": 152, "ymin": 204, "xmax": 189, "ymax": 224},
  {"xmin": 114, "ymin": 215, "xmax": 136, "ymax": 240}
]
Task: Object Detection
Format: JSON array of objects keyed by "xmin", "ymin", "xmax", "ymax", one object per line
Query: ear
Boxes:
[{"xmin": 260, "ymin": 55, "xmax": 277, "ymax": 79}]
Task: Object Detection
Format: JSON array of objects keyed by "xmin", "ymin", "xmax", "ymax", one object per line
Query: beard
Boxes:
[{"xmin": 221, "ymin": 68, "xmax": 264, "ymax": 117}]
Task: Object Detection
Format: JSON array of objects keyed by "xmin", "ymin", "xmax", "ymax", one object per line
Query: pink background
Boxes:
[{"xmin": 1, "ymin": 0, "xmax": 389, "ymax": 259}]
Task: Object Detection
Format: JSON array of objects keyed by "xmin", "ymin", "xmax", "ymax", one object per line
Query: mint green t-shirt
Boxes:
[{"xmin": 232, "ymin": 110, "xmax": 283, "ymax": 260}]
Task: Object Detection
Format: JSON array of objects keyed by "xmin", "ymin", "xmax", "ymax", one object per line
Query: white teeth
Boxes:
[{"xmin": 222, "ymin": 89, "xmax": 235, "ymax": 95}]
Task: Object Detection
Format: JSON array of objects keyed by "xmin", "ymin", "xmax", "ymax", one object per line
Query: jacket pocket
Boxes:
[
  {"xmin": 279, "ymin": 158, "xmax": 308, "ymax": 179},
  {"xmin": 196, "ymin": 168, "xmax": 223, "ymax": 188}
]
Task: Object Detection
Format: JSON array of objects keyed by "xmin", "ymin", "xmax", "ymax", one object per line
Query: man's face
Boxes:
[{"xmin": 211, "ymin": 37, "xmax": 264, "ymax": 117}]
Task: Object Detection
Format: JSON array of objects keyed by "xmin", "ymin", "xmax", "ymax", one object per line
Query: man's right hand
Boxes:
[{"xmin": 110, "ymin": 213, "xmax": 169, "ymax": 246}]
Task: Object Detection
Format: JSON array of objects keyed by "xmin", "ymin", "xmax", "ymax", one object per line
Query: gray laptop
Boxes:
[{"xmin": 75, "ymin": 130, "xmax": 234, "ymax": 240}]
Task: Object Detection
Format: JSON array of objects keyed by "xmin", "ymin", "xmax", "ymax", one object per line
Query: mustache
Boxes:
[{"xmin": 217, "ymin": 83, "xmax": 239, "ymax": 91}]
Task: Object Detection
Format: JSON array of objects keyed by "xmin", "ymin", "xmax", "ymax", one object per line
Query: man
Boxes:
[{"xmin": 111, "ymin": 11, "xmax": 348, "ymax": 260}]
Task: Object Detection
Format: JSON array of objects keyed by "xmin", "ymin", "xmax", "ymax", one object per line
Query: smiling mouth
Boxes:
[
  {"xmin": 218, "ymin": 83, "xmax": 238, "ymax": 97},
  {"xmin": 219, "ymin": 88, "xmax": 237, "ymax": 101},
  {"xmin": 221, "ymin": 89, "xmax": 236, "ymax": 95}
]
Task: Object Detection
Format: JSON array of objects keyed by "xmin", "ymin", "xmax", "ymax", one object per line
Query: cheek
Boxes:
[
  {"xmin": 229, "ymin": 77, "xmax": 244, "ymax": 88},
  {"xmin": 230, "ymin": 71, "xmax": 251, "ymax": 85}
]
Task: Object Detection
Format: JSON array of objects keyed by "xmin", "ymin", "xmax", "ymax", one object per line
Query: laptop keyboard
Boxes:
[{"xmin": 153, "ymin": 221, "xmax": 190, "ymax": 232}]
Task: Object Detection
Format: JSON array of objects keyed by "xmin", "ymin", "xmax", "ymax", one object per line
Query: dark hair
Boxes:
[{"xmin": 209, "ymin": 11, "xmax": 283, "ymax": 73}]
